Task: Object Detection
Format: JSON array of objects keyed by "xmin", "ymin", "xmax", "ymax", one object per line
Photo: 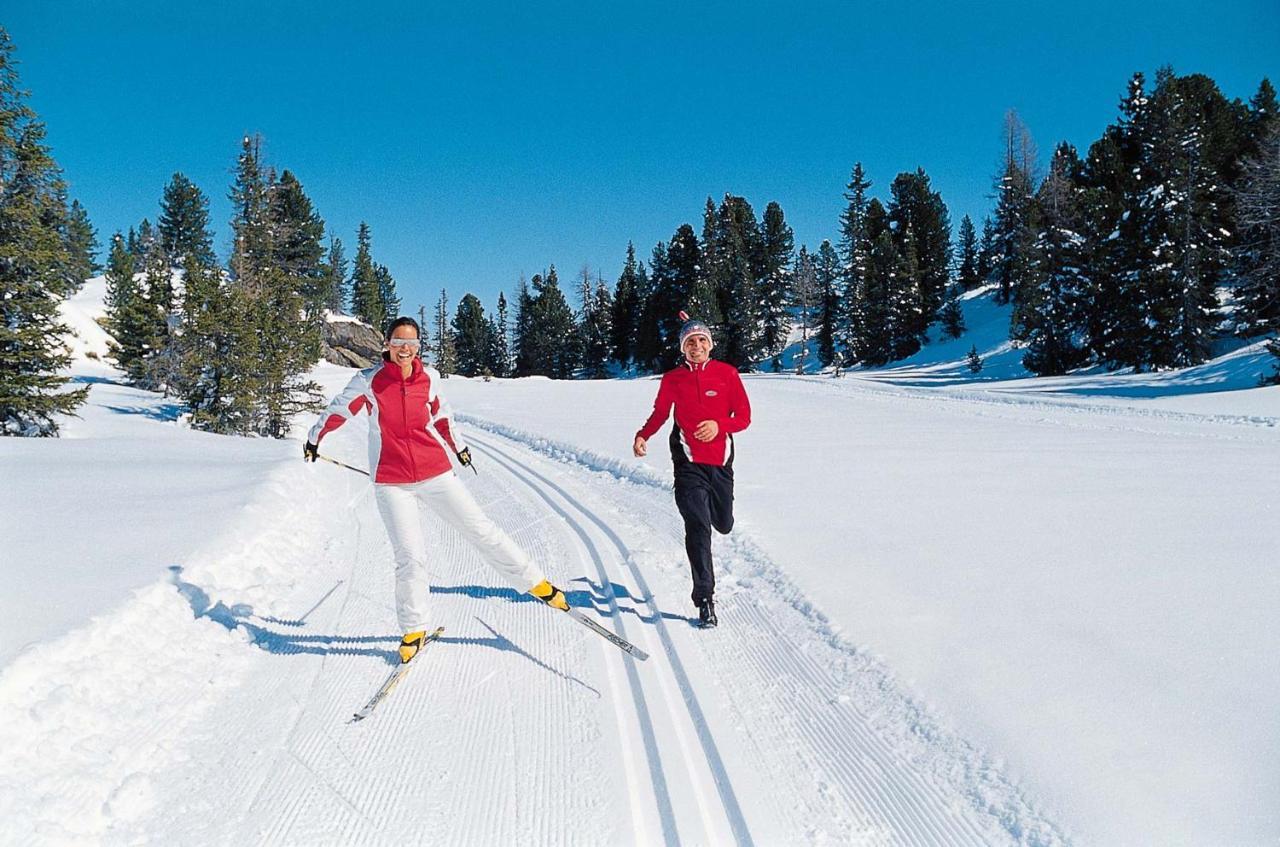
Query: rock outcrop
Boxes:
[{"xmin": 322, "ymin": 317, "xmax": 383, "ymax": 368}]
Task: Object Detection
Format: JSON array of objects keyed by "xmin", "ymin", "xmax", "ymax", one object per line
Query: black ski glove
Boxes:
[
  {"xmin": 303, "ymin": 441, "xmax": 318, "ymax": 462},
  {"xmin": 456, "ymin": 447, "xmax": 473, "ymax": 468}
]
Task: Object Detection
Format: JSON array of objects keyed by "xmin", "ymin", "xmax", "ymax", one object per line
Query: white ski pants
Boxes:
[{"xmin": 374, "ymin": 473, "xmax": 545, "ymax": 632}]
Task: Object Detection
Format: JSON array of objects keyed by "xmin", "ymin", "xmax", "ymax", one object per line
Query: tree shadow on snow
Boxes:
[
  {"xmin": 102, "ymin": 401, "xmax": 184, "ymax": 422},
  {"xmin": 170, "ymin": 567, "xmax": 399, "ymax": 663}
]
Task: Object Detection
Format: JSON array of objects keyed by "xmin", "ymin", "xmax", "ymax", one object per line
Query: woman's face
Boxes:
[{"xmin": 386, "ymin": 324, "xmax": 420, "ymax": 367}]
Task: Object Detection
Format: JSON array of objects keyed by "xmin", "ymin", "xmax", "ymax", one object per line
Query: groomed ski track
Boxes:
[{"xmin": 0, "ymin": 420, "xmax": 1063, "ymax": 846}]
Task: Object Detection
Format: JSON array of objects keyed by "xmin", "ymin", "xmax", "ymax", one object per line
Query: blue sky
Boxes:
[{"xmin": 8, "ymin": 1, "xmax": 1278, "ymax": 315}]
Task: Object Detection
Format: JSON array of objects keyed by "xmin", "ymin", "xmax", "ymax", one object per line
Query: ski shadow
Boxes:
[
  {"xmin": 570, "ymin": 576, "xmax": 694, "ymax": 627},
  {"xmin": 431, "ymin": 583, "xmax": 597, "ymax": 610},
  {"xmin": 170, "ymin": 567, "xmax": 399, "ymax": 664},
  {"xmin": 443, "ymin": 618, "xmax": 599, "ymax": 697},
  {"xmin": 435, "ymin": 580, "xmax": 678, "ymax": 627}
]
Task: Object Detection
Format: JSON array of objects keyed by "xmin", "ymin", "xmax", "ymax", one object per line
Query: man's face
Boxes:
[{"xmin": 682, "ymin": 334, "xmax": 711, "ymax": 364}]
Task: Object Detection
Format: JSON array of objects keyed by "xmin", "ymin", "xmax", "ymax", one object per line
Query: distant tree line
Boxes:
[
  {"xmin": 442, "ymin": 69, "xmax": 1277, "ymax": 383},
  {"xmin": 7, "ymin": 19, "xmax": 1280, "ymax": 444}
]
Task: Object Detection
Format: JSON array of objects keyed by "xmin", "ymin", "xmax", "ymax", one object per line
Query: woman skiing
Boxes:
[
  {"xmin": 632, "ymin": 312, "xmax": 751, "ymax": 627},
  {"xmin": 304, "ymin": 316, "xmax": 569, "ymax": 663}
]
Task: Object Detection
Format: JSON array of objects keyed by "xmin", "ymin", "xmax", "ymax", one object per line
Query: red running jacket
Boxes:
[
  {"xmin": 308, "ymin": 358, "xmax": 464, "ymax": 484},
  {"xmin": 636, "ymin": 359, "xmax": 751, "ymax": 466}
]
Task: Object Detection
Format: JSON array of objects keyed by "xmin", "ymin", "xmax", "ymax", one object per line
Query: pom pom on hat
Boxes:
[{"xmin": 677, "ymin": 310, "xmax": 713, "ymax": 349}]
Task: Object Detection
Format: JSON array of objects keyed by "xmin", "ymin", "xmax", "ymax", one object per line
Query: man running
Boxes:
[{"xmin": 632, "ymin": 312, "xmax": 752, "ymax": 628}]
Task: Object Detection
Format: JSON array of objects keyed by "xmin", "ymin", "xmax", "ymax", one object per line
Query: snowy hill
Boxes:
[{"xmin": 0, "ymin": 283, "xmax": 1277, "ymax": 844}]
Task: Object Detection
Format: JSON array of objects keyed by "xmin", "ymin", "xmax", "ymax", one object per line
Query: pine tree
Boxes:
[
  {"xmin": 956, "ymin": 215, "xmax": 980, "ymax": 290},
  {"xmin": 989, "ymin": 110, "xmax": 1039, "ymax": 307},
  {"xmin": 888, "ymin": 169, "xmax": 951, "ymax": 341},
  {"xmin": 375, "ymin": 264, "xmax": 400, "ymax": 331},
  {"xmin": 104, "ymin": 233, "xmax": 156, "ymax": 385},
  {"xmin": 856, "ymin": 220, "xmax": 899, "ymax": 366},
  {"xmin": 270, "ymin": 170, "xmax": 327, "ymax": 329},
  {"xmin": 491, "ymin": 291, "xmax": 512, "ymax": 377},
  {"xmin": 1082, "ymin": 86, "xmax": 1146, "ymax": 368},
  {"xmin": 141, "ymin": 227, "xmax": 179, "ymax": 391},
  {"xmin": 610, "ymin": 242, "xmax": 641, "ymax": 365},
  {"xmin": 707, "ymin": 194, "xmax": 763, "ymax": 369},
  {"xmin": 580, "ymin": 273, "xmax": 614, "ymax": 379},
  {"xmin": 0, "ymin": 27, "xmax": 88, "ymax": 434},
  {"xmin": 1233, "ymin": 122, "xmax": 1280, "ymax": 337},
  {"xmin": 130, "ymin": 219, "xmax": 154, "ymax": 261},
  {"xmin": 175, "ymin": 240, "xmax": 227, "ymax": 422},
  {"xmin": 349, "ymin": 222, "xmax": 382, "ymax": 329},
  {"xmin": 759, "ymin": 202, "xmax": 794, "ymax": 371},
  {"xmin": 838, "ymin": 164, "xmax": 873, "ymax": 364},
  {"xmin": 65, "ymin": 198, "xmax": 99, "ymax": 287},
  {"xmin": 889, "ymin": 234, "xmax": 924, "ymax": 360},
  {"xmin": 668, "ymin": 223, "xmax": 710, "ymax": 365},
  {"xmin": 633, "ymin": 243, "xmax": 667, "ymax": 371},
  {"xmin": 209, "ymin": 134, "xmax": 321, "ymax": 437},
  {"xmin": 1017, "ymin": 145, "xmax": 1091, "ymax": 375},
  {"xmin": 322, "ymin": 235, "xmax": 348, "ymax": 315},
  {"xmin": 434, "ymin": 288, "xmax": 456, "ymax": 375},
  {"xmin": 513, "ymin": 275, "xmax": 534, "ymax": 376},
  {"xmin": 1137, "ymin": 70, "xmax": 1231, "ymax": 367},
  {"xmin": 966, "ymin": 344, "xmax": 983, "ymax": 373},
  {"xmin": 526, "ymin": 266, "xmax": 580, "ymax": 378},
  {"xmin": 976, "ymin": 216, "xmax": 996, "ymax": 286},
  {"xmin": 158, "ymin": 173, "xmax": 216, "ymax": 268},
  {"xmin": 815, "ymin": 240, "xmax": 841, "ymax": 366},
  {"xmin": 939, "ymin": 291, "xmax": 966, "ymax": 340},
  {"xmin": 790, "ymin": 245, "xmax": 819, "ymax": 372},
  {"xmin": 452, "ymin": 293, "xmax": 490, "ymax": 377}
]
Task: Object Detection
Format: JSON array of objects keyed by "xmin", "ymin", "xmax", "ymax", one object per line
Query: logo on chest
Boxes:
[{"xmin": 705, "ymin": 390, "xmax": 718, "ymax": 397}]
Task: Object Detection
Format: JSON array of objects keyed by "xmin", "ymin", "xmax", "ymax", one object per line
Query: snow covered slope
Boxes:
[{"xmin": 1, "ymin": 283, "xmax": 1276, "ymax": 845}]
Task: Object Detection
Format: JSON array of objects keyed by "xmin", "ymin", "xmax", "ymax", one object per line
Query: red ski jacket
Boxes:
[
  {"xmin": 637, "ymin": 359, "xmax": 751, "ymax": 466},
  {"xmin": 308, "ymin": 358, "xmax": 464, "ymax": 484}
]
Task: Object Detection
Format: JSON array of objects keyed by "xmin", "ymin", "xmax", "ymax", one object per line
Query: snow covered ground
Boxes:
[{"xmin": 1, "ymin": 284, "xmax": 1277, "ymax": 845}]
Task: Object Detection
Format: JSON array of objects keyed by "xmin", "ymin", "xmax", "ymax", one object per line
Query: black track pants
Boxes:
[{"xmin": 673, "ymin": 461, "xmax": 735, "ymax": 605}]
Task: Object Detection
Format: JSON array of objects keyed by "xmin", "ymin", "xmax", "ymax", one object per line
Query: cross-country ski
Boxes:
[{"xmin": 350, "ymin": 626, "xmax": 445, "ymax": 723}]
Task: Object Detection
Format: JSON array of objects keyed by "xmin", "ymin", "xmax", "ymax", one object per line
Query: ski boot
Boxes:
[
  {"xmin": 399, "ymin": 630, "xmax": 428, "ymax": 664},
  {"xmin": 530, "ymin": 579, "xmax": 569, "ymax": 611},
  {"xmin": 697, "ymin": 598, "xmax": 718, "ymax": 628}
]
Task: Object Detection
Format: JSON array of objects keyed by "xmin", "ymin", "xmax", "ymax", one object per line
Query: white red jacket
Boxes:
[
  {"xmin": 637, "ymin": 359, "xmax": 751, "ymax": 466},
  {"xmin": 308, "ymin": 358, "xmax": 464, "ymax": 484}
]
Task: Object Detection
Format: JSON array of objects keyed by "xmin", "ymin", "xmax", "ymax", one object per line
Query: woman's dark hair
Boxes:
[
  {"xmin": 381, "ymin": 316, "xmax": 424, "ymax": 361},
  {"xmin": 384, "ymin": 316, "xmax": 421, "ymax": 341}
]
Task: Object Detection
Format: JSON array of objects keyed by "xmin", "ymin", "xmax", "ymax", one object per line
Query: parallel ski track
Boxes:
[
  {"xmin": 472, "ymin": 432, "xmax": 756, "ymax": 847},
  {"xmin": 467, "ymin": 427, "xmax": 1030, "ymax": 846}
]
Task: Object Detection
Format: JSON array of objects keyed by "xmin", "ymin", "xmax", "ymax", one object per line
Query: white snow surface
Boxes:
[{"xmin": 0, "ymin": 285, "xmax": 1277, "ymax": 845}]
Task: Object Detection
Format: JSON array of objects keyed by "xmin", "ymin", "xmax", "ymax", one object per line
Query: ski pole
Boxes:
[{"xmin": 318, "ymin": 453, "xmax": 370, "ymax": 477}]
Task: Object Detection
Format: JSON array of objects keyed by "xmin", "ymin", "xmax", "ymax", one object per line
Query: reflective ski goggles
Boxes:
[{"xmin": 386, "ymin": 338, "xmax": 420, "ymax": 348}]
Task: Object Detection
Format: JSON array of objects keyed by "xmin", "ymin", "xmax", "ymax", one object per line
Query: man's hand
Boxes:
[
  {"xmin": 633, "ymin": 435, "xmax": 648, "ymax": 457},
  {"xmin": 693, "ymin": 420, "xmax": 719, "ymax": 442},
  {"xmin": 456, "ymin": 447, "xmax": 473, "ymax": 468},
  {"xmin": 303, "ymin": 441, "xmax": 318, "ymax": 462}
]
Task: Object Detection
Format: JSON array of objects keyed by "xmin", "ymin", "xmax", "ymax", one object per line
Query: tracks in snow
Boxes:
[
  {"xmin": 32, "ymin": 421, "xmax": 1064, "ymax": 845},
  {"xmin": 465, "ymin": 427, "xmax": 1061, "ymax": 846}
]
